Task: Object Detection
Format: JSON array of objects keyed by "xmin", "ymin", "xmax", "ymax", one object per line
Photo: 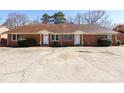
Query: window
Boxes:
[
  {"xmin": 51, "ymin": 35, "xmax": 59, "ymax": 41},
  {"xmin": 12, "ymin": 34, "xmax": 21, "ymax": 41},
  {"xmin": 103, "ymin": 34, "xmax": 112, "ymax": 40},
  {"xmin": 64, "ymin": 35, "xmax": 72, "ymax": 41},
  {"xmin": 12, "ymin": 34, "xmax": 16, "ymax": 41},
  {"xmin": 52, "ymin": 35, "xmax": 54, "ymax": 41},
  {"xmin": 56, "ymin": 35, "xmax": 59, "ymax": 40},
  {"xmin": 107, "ymin": 35, "xmax": 112, "ymax": 39},
  {"xmin": 17, "ymin": 35, "xmax": 21, "ymax": 40}
]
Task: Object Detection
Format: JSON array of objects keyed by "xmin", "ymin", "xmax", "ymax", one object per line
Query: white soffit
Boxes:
[
  {"xmin": 37, "ymin": 30, "xmax": 50, "ymax": 34},
  {"xmin": 72, "ymin": 30, "xmax": 85, "ymax": 34}
]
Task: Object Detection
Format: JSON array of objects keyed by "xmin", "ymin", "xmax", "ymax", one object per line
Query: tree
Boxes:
[
  {"xmin": 29, "ymin": 16, "xmax": 41, "ymax": 24},
  {"xmin": 52, "ymin": 11, "xmax": 66, "ymax": 24},
  {"xmin": 82, "ymin": 10, "xmax": 112, "ymax": 27},
  {"xmin": 40, "ymin": 12, "xmax": 67, "ymax": 24},
  {"xmin": 3, "ymin": 12, "xmax": 29, "ymax": 28},
  {"xmin": 74, "ymin": 13, "xmax": 82, "ymax": 24},
  {"xmin": 41, "ymin": 13, "xmax": 50, "ymax": 24},
  {"xmin": 67, "ymin": 16, "xmax": 74, "ymax": 24}
]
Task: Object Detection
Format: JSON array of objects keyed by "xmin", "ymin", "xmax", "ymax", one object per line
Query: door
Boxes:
[
  {"xmin": 74, "ymin": 35, "xmax": 80, "ymax": 45},
  {"xmin": 43, "ymin": 35, "xmax": 49, "ymax": 45}
]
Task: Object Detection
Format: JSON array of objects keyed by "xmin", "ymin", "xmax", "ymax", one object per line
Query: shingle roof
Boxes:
[
  {"xmin": 113, "ymin": 24, "xmax": 124, "ymax": 33},
  {"xmin": 0, "ymin": 26, "xmax": 9, "ymax": 34},
  {"xmin": 7, "ymin": 24, "xmax": 118, "ymax": 34}
]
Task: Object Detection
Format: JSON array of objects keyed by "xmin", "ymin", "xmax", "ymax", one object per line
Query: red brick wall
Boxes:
[
  {"xmin": 117, "ymin": 34, "xmax": 124, "ymax": 44},
  {"xmin": 49, "ymin": 35, "xmax": 61, "ymax": 46},
  {"xmin": 21, "ymin": 34, "xmax": 40, "ymax": 45},
  {"xmin": 61, "ymin": 35, "xmax": 74, "ymax": 46},
  {"xmin": 8, "ymin": 34, "xmax": 17, "ymax": 46},
  {"xmin": 112, "ymin": 35, "xmax": 117, "ymax": 45},
  {"xmin": 8, "ymin": 34, "xmax": 41, "ymax": 46},
  {"xmin": 8, "ymin": 34, "xmax": 74, "ymax": 46},
  {"xmin": 83, "ymin": 35, "xmax": 103, "ymax": 46},
  {"xmin": 49, "ymin": 35, "xmax": 74, "ymax": 46},
  {"xmin": 83, "ymin": 34, "xmax": 117, "ymax": 46},
  {"xmin": 8, "ymin": 34, "xmax": 118, "ymax": 46}
]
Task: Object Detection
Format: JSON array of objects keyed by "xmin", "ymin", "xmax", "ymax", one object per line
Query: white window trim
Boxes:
[
  {"xmin": 11, "ymin": 34, "xmax": 21, "ymax": 41},
  {"xmin": 11, "ymin": 34, "xmax": 17, "ymax": 41},
  {"xmin": 107, "ymin": 34, "xmax": 112, "ymax": 39},
  {"xmin": 51, "ymin": 35, "xmax": 60, "ymax": 41},
  {"xmin": 63, "ymin": 35, "xmax": 73, "ymax": 41}
]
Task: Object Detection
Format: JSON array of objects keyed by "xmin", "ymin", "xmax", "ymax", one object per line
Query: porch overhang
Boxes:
[{"xmin": 72, "ymin": 30, "xmax": 85, "ymax": 34}]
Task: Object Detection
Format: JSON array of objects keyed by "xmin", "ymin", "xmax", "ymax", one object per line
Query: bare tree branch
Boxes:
[
  {"xmin": 3, "ymin": 12, "xmax": 29, "ymax": 29},
  {"xmin": 74, "ymin": 13, "xmax": 82, "ymax": 24},
  {"xmin": 82, "ymin": 10, "xmax": 112, "ymax": 28}
]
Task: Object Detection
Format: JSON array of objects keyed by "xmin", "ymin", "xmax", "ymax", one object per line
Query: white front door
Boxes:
[
  {"xmin": 74, "ymin": 35, "xmax": 80, "ymax": 45},
  {"xmin": 43, "ymin": 35, "xmax": 49, "ymax": 45}
]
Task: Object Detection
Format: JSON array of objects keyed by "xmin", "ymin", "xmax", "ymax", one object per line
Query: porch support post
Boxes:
[
  {"xmin": 60, "ymin": 34, "xmax": 63, "ymax": 46},
  {"xmin": 81, "ymin": 34, "xmax": 83, "ymax": 46},
  {"xmin": 115, "ymin": 34, "xmax": 118, "ymax": 45},
  {"xmin": 73, "ymin": 34, "xmax": 75, "ymax": 46},
  {"xmin": 7, "ymin": 34, "xmax": 9, "ymax": 46},
  {"xmin": 40, "ymin": 34, "xmax": 42, "ymax": 46},
  {"xmin": 48, "ymin": 34, "xmax": 50, "ymax": 46},
  {"xmin": 80, "ymin": 34, "xmax": 82, "ymax": 45}
]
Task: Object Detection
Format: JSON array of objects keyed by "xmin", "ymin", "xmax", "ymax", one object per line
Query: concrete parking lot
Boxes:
[{"xmin": 0, "ymin": 47, "xmax": 124, "ymax": 83}]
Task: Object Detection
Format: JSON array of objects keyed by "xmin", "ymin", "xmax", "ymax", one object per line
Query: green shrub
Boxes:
[
  {"xmin": 116, "ymin": 40, "xmax": 121, "ymax": 46},
  {"xmin": 17, "ymin": 38, "xmax": 37, "ymax": 47},
  {"xmin": 97, "ymin": 37, "xmax": 112, "ymax": 46},
  {"xmin": 18, "ymin": 39, "xmax": 27, "ymax": 47}
]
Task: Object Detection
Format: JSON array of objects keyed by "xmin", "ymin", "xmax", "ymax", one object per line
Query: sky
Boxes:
[{"xmin": 0, "ymin": 10, "xmax": 124, "ymax": 25}]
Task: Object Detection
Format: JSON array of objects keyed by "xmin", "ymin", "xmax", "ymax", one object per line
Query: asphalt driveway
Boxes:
[{"xmin": 0, "ymin": 47, "xmax": 124, "ymax": 82}]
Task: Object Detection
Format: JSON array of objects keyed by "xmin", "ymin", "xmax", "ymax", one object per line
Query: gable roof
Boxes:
[
  {"xmin": 0, "ymin": 26, "xmax": 9, "ymax": 34},
  {"xmin": 7, "ymin": 24, "xmax": 118, "ymax": 34},
  {"xmin": 113, "ymin": 24, "xmax": 124, "ymax": 33}
]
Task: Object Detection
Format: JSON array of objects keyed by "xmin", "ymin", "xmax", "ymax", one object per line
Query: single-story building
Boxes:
[
  {"xmin": 113, "ymin": 24, "xmax": 124, "ymax": 44},
  {"xmin": 6, "ymin": 24, "xmax": 118, "ymax": 46}
]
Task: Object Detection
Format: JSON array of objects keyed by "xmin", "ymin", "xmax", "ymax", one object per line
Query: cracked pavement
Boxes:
[{"xmin": 0, "ymin": 47, "xmax": 124, "ymax": 83}]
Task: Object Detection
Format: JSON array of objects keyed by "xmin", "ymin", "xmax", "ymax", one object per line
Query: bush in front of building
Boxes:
[
  {"xmin": 17, "ymin": 38, "xmax": 37, "ymax": 47},
  {"xmin": 97, "ymin": 37, "xmax": 113, "ymax": 46},
  {"xmin": 116, "ymin": 40, "xmax": 121, "ymax": 46}
]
